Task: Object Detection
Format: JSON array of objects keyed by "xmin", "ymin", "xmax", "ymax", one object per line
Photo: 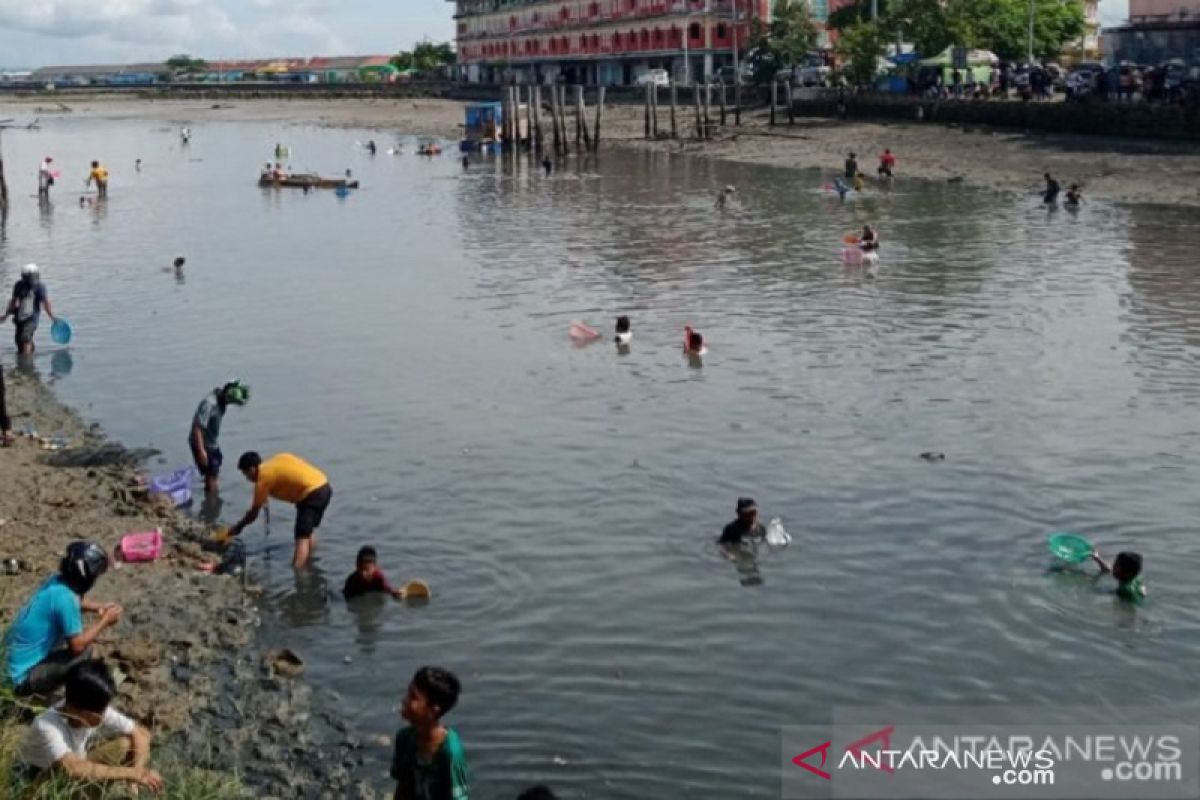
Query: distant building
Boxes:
[
  {"xmin": 449, "ymin": 0, "xmax": 770, "ymax": 85},
  {"xmin": 1102, "ymin": 0, "xmax": 1200, "ymax": 64}
]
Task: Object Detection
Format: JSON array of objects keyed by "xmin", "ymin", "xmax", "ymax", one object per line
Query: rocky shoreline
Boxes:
[{"xmin": 0, "ymin": 366, "xmax": 375, "ymax": 799}]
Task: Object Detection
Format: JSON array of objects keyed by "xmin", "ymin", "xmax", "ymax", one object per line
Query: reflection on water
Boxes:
[{"xmin": 2, "ymin": 118, "xmax": 1200, "ymax": 797}]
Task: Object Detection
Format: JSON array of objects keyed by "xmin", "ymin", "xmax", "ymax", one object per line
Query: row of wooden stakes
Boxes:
[{"xmin": 500, "ymin": 84, "xmax": 605, "ymax": 155}]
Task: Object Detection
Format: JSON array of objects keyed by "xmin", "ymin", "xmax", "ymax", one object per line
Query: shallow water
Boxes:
[{"xmin": 3, "ymin": 117, "xmax": 1200, "ymax": 797}]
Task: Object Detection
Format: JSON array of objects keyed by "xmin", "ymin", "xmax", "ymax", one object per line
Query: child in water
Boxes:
[
  {"xmin": 173, "ymin": 257, "xmax": 185, "ymax": 274},
  {"xmin": 1090, "ymin": 549, "xmax": 1146, "ymax": 602},
  {"xmin": 859, "ymin": 225, "xmax": 879, "ymax": 252},
  {"xmin": 683, "ymin": 325, "xmax": 706, "ymax": 356},
  {"xmin": 853, "ymin": 172, "xmax": 866, "ymax": 192},
  {"xmin": 614, "ymin": 315, "xmax": 632, "ymax": 345},
  {"xmin": 343, "ymin": 546, "xmax": 403, "ymax": 600},
  {"xmin": 715, "ymin": 185, "xmax": 737, "ymax": 210},
  {"xmin": 1065, "ymin": 184, "xmax": 1082, "ymax": 206},
  {"xmin": 392, "ymin": 667, "xmax": 471, "ymax": 800}
]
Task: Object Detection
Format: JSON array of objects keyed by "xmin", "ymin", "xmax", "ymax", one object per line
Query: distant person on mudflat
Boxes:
[
  {"xmin": 2, "ymin": 263, "xmax": 58, "ymax": 356},
  {"xmin": 542, "ymin": 156, "xmax": 553, "ymax": 176},
  {"xmin": 844, "ymin": 152, "xmax": 858, "ymax": 179},
  {"xmin": 878, "ymin": 149, "xmax": 896, "ymax": 178},
  {"xmin": 4, "ymin": 542, "xmax": 121, "ymax": 697},
  {"xmin": 1065, "ymin": 184, "xmax": 1083, "ymax": 207},
  {"xmin": 859, "ymin": 225, "xmax": 880, "ymax": 252},
  {"xmin": 37, "ymin": 156, "xmax": 55, "ymax": 199},
  {"xmin": 614, "ymin": 315, "xmax": 632, "ymax": 345},
  {"xmin": 229, "ymin": 451, "xmax": 332, "ymax": 568},
  {"xmin": 189, "ymin": 380, "xmax": 250, "ymax": 495}
]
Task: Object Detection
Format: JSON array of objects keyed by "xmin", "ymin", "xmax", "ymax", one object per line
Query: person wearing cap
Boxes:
[
  {"xmin": 1, "ymin": 263, "xmax": 58, "ymax": 356},
  {"xmin": 38, "ymin": 157, "xmax": 55, "ymax": 199},
  {"xmin": 190, "ymin": 380, "xmax": 250, "ymax": 496},
  {"xmin": 3, "ymin": 542, "xmax": 122, "ymax": 697},
  {"xmin": 720, "ymin": 497, "xmax": 766, "ymax": 545},
  {"xmin": 230, "ymin": 451, "xmax": 332, "ymax": 568}
]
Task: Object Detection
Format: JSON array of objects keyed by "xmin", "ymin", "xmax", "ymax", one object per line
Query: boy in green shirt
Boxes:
[
  {"xmin": 1091, "ymin": 549, "xmax": 1146, "ymax": 602},
  {"xmin": 392, "ymin": 666, "xmax": 470, "ymax": 800}
]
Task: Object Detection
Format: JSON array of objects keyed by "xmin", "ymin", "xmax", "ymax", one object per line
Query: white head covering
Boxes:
[{"xmin": 21, "ymin": 263, "xmax": 38, "ymax": 277}]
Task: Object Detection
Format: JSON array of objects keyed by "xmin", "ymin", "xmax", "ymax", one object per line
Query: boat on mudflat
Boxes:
[{"xmin": 258, "ymin": 174, "xmax": 359, "ymax": 190}]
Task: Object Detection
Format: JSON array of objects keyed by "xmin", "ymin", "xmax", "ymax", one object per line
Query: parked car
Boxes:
[
  {"xmin": 795, "ymin": 62, "xmax": 830, "ymax": 87},
  {"xmin": 635, "ymin": 69, "xmax": 670, "ymax": 87},
  {"xmin": 715, "ymin": 64, "xmax": 754, "ymax": 85}
]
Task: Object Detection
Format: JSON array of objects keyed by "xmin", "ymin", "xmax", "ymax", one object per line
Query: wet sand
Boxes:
[
  {"xmin": 2, "ymin": 94, "xmax": 1197, "ymax": 206},
  {"xmin": 0, "ymin": 368, "xmax": 368, "ymax": 797}
]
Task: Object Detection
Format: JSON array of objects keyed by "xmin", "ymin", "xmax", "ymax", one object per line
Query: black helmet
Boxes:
[{"xmin": 59, "ymin": 541, "xmax": 109, "ymax": 595}]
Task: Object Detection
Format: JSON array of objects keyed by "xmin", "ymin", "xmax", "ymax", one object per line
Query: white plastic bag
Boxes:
[{"xmin": 766, "ymin": 517, "xmax": 791, "ymax": 547}]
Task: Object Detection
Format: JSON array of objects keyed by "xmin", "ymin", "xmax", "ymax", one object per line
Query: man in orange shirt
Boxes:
[{"xmin": 229, "ymin": 452, "xmax": 332, "ymax": 567}]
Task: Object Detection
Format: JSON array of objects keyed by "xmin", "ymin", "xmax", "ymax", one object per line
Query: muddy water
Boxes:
[{"xmin": 3, "ymin": 116, "xmax": 1200, "ymax": 798}]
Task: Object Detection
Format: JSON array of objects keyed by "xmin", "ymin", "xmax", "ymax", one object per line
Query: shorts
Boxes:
[
  {"xmin": 294, "ymin": 483, "xmax": 332, "ymax": 540},
  {"xmin": 14, "ymin": 319, "xmax": 37, "ymax": 348},
  {"xmin": 15, "ymin": 646, "xmax": 92, "ymax": 697},
  {"xmin": 190, "ymin": 440, "xmax": 223, "ymax": 478}
]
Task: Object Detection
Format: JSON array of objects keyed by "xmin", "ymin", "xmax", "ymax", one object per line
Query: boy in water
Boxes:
[
  {"xmin": 343, "ymin": 546, "xmax": 403, "ymax": 600},
  {"xmin": 87, "ymin": 161, "xmax": 109, "ymax": 199},
  {"xmin": 1065, "ymin": 184, "xmax": 1082, "ymax": 206},
  {"xmin": 614, "ymin": 315, "xmax": 632, "ymax": 345},
  {"xmin": 720, "ymin": 497, "xmax": 766, "ymax": 545},
  {"xmin": 1091, "ymin": 550, "xmax": 1146, "ymax": 602},
  {"xmin": 683, "ymin": 325, "xmax": 706, "ymax": 356},
  {"xmin": 878, "ymin": 148, "xmax": 896, "ymax": 178},
  {"xmin": 19, "ymin": 659, "xmax": 163, "ymax": 794},
  {"xmin": 392, "ymin": 666, "xmax": 471, "ymax": 800},
  {"xmin": 1042, "ymin": 172, "xmax": 1060, "ymax": 205}
]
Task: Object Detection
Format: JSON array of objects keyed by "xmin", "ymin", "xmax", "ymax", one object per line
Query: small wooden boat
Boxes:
[{"xmin": 258, "ymin": 174, "xmax": 359, "ymax": 190}]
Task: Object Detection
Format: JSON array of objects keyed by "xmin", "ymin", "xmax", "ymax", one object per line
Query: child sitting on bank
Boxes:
[
  {"xmin": 392, "ymin": 666, "xmax": 471, "ymax": 800},
  {"xmin": 1091, "ymin": 549, "xmax": 1147, "ymax": 602},
  {"xmin": 343, "ymin": 546, "xmax": 403, "ymax": 600},
  {"xmin": 19, "ymin": 660, "xmax": 163, "ymax": 794}
]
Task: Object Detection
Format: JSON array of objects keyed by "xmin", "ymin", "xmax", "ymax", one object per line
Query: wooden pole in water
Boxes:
[
  {"xmin": 734, "ymin": 79, "xmax": 742, "ymax": 126},
  {"xmin": 719, "ymin": 82, "xmax": 727, "ymax": 126},
  {"xmin": 670, "ymin": 80, "xmax": 678, "ymax": 139},
  {"xmin": 549, "ymin": 86, "xmax": 561, "ymax": 154},
  {"xmin": 770, "ymin": 80, "xmax": 778, "ymax": 126},
  {"xmin": 702, "ymin": 84, "xmax": 711, "ymax": 134},
  {"xmin": 644, "ymin": 83, "xmax": 651, "ymax": 139},
  {"xmin": 533, "ymin": 85, "xmax": 543, "ymax": 152},
  {"xmin": 525, "ymin": 85, "xmax": 535, "ymax": 149},
  {"xmin": 578, "ymin": 86, "xmax": 591, "ymax": 151},
  {"xmin": 558, "ymin": 86, "xmax": 569, "ymax": 153},
  {"xmin": 592, "ymin": 86, "xmax": 605, "ymax": 152},
  {"xmin": 653, "ymin": 84, "xmax": 661, "ymax": 138},
  {"xmin": 693, "ymin": 85, "xmax": 703, "ymax": 139},
  {"xmin": 0, "ymin": 130, "xmax": 8, "ymax": 212},
  {"xmin": 574, "ymin": 85, "xmax": 582, "ymax": 148}
]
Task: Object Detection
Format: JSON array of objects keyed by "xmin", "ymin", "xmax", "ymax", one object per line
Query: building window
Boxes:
[
  {"xmin": 689, "ymin": 22, "xmax": 701, "ymax": 39},
  {"xmin": 716, "ymin": 23, "xmax": 728, "ymax": 38}
]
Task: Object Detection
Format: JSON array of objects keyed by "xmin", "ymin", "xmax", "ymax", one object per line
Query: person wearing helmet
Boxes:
[
  {"xmin": 1, "ymin": 264, "xmax": 58, "ymax": 356},
  {"xmin": 189, "ymin": 380, "xmax": 250, "ymax": 496},
  {"xmin": 3, "ymin": 542, "xmax": 122, "ymax": 697}
]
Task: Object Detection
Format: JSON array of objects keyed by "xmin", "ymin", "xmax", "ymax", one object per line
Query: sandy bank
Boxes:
[
  {"xmin": 0, "ymin": 367, "xmax": 374, "ymax": 798},
  {"xmin": 2, "ymin": 94, "xmax": 1197, "ymax": 207}
]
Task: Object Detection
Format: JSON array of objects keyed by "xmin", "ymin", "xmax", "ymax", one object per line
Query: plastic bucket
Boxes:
[
  {"xmin": 118, "ymin": 529, "xmax": 163, "ymax": 563},
  {"xmin": 51, "ymin": 318, "xmax": 72, "ymax": 345}
]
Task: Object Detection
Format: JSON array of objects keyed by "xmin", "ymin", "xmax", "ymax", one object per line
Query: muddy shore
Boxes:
[
  {"xmin": 2, "ymin": 94, "xmax": 1197, "ymax": 206},
  {"xmin": 0, "ymin": 368, "xmax": 377, "ymax": 799}
]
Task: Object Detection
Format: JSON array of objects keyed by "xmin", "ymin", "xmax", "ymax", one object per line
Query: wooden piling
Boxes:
[
  {"xmin": 669, "ymin": 81, "xmax": 678, "ymax": 139},
  {"xmin": 550, "ymin": 87, "xmax": 561, "ymax": 154},
  {"xmin": 592, "ymin": 86, "xmax": 605, "ymax": 151},
  {"xmin": 770, "ymin": 80, "xmax": 778, "ymax": 126},
  {"xmin": 533, "ymin": 85, "xmax": 543, "ymax": 152},
  {"xmin": 577, "ymin": 86, "xmax": 592, "ymax": 151},
  {"xmin": 702, "ymin": 84, "xmax": 711, "ymax": 133},
  {"xmin": 734, "ymin": 81, "xmax": 741, "ymax": 126},
  {"xmin": 719, "ymin": 83, "xmax": 727, "ymax": 126},
  {"xmin": 693, "ymin": 86, "xmax": 703, "ymax": 139},
  {"xmin": 558, "ymin": 86, "xmax": 569, "ymax": 153},
  {"xmin": 0, "ymin": 130, "xmax": 8, "ymax": 212},
  {"xmin": 526, "ymin": 85, "xmax": 535, "ymax": 149},
  {"xmin": 644, "ymin": 83, "xmax": 652, "ymax": 139}
]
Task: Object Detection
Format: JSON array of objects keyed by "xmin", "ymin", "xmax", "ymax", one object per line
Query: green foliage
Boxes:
[
  {"xmin": 392, "ymin": 41, "xmax": 457, "ymax": 73},
  {"xmin": 747, "ymin": 0, "xmax": 821, "ymax": 82},
  {"xmin": 165, "ymin": 54, "xmax": 207, "ymax": 74},
  {"xmin": 833, "ymin": 0, "xmax": 1085, "ymax": 62},
  {"xmin": 836, "ymin": 21, "xmax": 891, "ymax": 85}
]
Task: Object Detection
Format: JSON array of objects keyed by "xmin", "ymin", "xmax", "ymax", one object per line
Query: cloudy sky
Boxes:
[{"xmin": 0, "ymin": 0, "xmax": 1126, "ymax": 69}]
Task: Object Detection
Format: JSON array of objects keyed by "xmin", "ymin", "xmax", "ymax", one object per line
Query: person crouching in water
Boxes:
[
  {"xmin": 614, "ymin": 315, "xmax": 632, "ymax": 345},
  {"xmin": 683, "ymin": 325, "xmax": 707, "ymax": 356},
  {"xmin": 715, "ymin": 185, "xmax": 737, "ymax": 210},
  {"xmin": 1065, "ymin": 184, "xmax": 1083, "ymax": 207},
  {"xmin": 859, "ymin": 225, "xmax": 880, "ymax": 252}
]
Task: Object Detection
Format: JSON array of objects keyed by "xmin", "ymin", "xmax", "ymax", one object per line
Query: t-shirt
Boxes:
[
  {"xmin": 89, "ymin": 166, "xmax": 109, "ymax": 183},
  {"xmin": 391, "ymin": 727, "xmax": 471, "ymax": 800},
  {"xmin": 253, "ymin": 453, "xmax": 328, "ymax": 506},
  {"xmin": 880, "ymin": 153, "xmax": 896, "ymax": 168},
  {"xmin": 343, "ymin": 569, "xmax": 394, "ymax": 599},
  {"xmin": 191, "ymin": 393, "xmax": 224, "ymax": 449},
  {"xmin": 4, "ymin": 577, "xmax": 83, "ymax": 685},
  {"xmin": 20, "ymin": 703, "xmax": 135, "ymax": 770},
  {"xmin": 1116, "ymin": 577, "xmax": 1145, "ymax": 603},
  {"xmin": 719, "ymin": 519, "xmax": 766, "ymax": 545},
  {"xmin": 11, "ymin": 279, "xmax": 48, "ymax": 324}
]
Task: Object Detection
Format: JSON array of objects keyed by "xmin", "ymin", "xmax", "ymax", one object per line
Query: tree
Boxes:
[
  {"xmin": 827, "ymin": 0, "xmax": 893, "ymax": 32},
  {"xmin": 165, "ymin": 54, "xmax": 207, "ymax": 74},
  {"xmin": 746, "ymin": 0, "xmax": 821, "ymax": 82},
  {"xmin": 835, "ymin": 20, "xmax": 890, "ymax": 85},
  {"xmin": 973, "ymin": 0, "xmax": 1085, "ymax": 60},
  {"xmin": 393, "ymin": 41, "xmax": 456, "ymax": 74}
]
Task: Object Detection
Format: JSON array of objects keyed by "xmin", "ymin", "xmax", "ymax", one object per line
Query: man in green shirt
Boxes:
[{"xmin": 392, "ymin": 666, "xmax": 470, "ymax": 800}]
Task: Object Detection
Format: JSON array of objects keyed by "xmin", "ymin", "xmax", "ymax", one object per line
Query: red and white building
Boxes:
[{"xmin": 450, "ymin": 0, "xmax": 769, "ymax": 85}]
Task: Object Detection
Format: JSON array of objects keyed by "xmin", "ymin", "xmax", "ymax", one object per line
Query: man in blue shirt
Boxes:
[
  {"xmin": 4, "ymin": 542, "xmax": 122, "ymax": 696},
  {"xmin": 189, "ymin": 380, "xmax": 250, "ymax": 496},
  {"xmin": 1, "ymin": 264, "xmax": 58, "ymax": 356}
]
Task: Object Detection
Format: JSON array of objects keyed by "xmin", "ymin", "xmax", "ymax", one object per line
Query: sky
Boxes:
[
  {"xmin": 0, "ymin": 0, "xmax": 1126, "ymax": 70},
  {"xmin": 0, "ymin": 0, "xmax": 455, "ymax": 69}
]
